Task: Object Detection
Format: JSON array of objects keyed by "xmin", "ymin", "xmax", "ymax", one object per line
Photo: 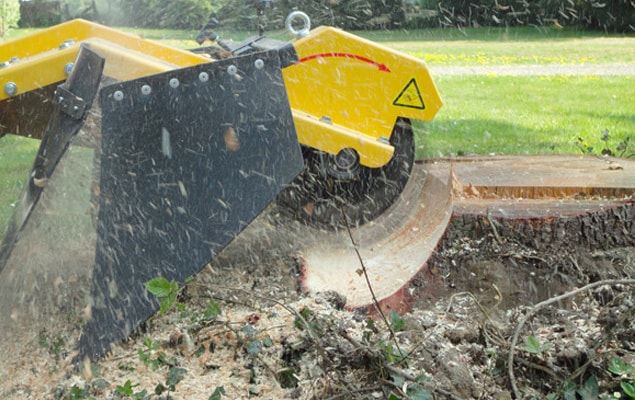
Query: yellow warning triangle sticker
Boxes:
[{"xmin": 393, "ymin": 78, "xmax": 425, "ymax": 110}]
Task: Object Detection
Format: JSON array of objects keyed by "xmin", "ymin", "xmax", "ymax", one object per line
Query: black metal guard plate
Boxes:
[{"xmin": 78, "ymin": 50, "xmax": 302, "ymax": 360}]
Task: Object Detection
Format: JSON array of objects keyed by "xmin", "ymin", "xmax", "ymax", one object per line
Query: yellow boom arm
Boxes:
[{"xmin": 0, "ymin": 19, "xmax": 209, "ymax": 101}]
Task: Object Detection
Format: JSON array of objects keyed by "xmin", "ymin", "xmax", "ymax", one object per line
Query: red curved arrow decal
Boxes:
[{"xmin": 299, "ymin": 53, "xmax": 391, "ymax": 72}]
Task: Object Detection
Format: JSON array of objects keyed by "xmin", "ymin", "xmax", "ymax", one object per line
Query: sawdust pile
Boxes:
[{"xmin": 2, "ymin": 236, "xmax": 634, "ymax": 399}]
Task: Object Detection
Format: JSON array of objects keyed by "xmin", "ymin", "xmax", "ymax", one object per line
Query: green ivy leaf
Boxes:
[
  {"xmin": 70, "ymin": 385, "xmax": 88, "ymax": 399},
  {"xmin": 407, "ymin": 385, "xmax": 433, "ymax": 400},
  {"xmin": 622, "ymin": 381, "xmax": 635, "ymax": 398},
  {"xmin": 576, "ymin": 375, "xmax": 599, "ymax": 400},
  {"xmin": 242, "ymin": 324, "xmax": 259, "ymax": 339},
  {"xmin": 247, "ymin": 340, "xmax": 263, "ymax": 356},
  {"xmin": 145, "ymin": 278, "xmax": 179, "ymax": 314},
  {"xmin": 391, "ymin": 373, "xmax": 405, "ymax": 389},
  {"xmin": 389, "ymin": 310, "xmax": 405, "ymax": 332},
  {"xmin": 609, "ymin": 357, "xmax": 635, "ymax": 376},
  {"xmin": 154, "ymin": 383, "xmax": 165, "ymax": 395},
  {"xmin": 204, "ymin": 300, "xmax": 221, "ymax": 320},
  {"xmin": 562, "ymin": 380, "xmax": 578, "ymax": 400},
  {"xmin": 116, "ymin": 380, "xmax": 134, "ymax": 395},
  {"xmin": 209, "ymin": 386, "xmax": 226, "ymax": 400},
  {"xmin": 144, "ymin": 277, "xmax": 172, "ymax": 298},
  {"xmin": 524, "ymin": 335, "xmax": 542, "ymax": 354},
  {"xmin": 166, "ymin": 367, "xmax": 188, "ymax": 390},
  {"xmin": 262, "ymin": 337, "xmax": 274, "ymax": 348}
]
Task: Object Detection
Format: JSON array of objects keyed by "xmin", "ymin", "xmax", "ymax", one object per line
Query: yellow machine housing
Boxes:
[
  {"xmin": 283, "ymin": 26, "xmax": 442, "ymax": 168},
  {"xmin": 0, "ymin": 19, "xmax": 442, "ymax": 169}
]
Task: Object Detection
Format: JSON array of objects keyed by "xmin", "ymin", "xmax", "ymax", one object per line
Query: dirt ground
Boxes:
[{"xmin": 2, "ymin": 200, "xmax": 634, "ymax": 400}]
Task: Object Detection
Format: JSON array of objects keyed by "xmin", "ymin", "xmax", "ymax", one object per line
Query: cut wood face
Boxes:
[
  {"xmin": 297, "ymin": 164, "xmax": 454, "ymax": 311},
  {"xmin": 435, "ymin": 154, "xmax": 635, "ymax": 202}
]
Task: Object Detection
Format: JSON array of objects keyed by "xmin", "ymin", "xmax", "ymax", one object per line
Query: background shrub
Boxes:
[{"xmin": 13, "ymin": 0, "xmax": 635, "ymax": 32}]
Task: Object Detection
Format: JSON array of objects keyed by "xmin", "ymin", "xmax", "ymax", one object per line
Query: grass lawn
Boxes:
[
  {"xmin": 415, "ymin": 75, "xmax": 635, "ymax": 158},
  {"xmin": 0, "ymin": 135, "xmax": 39, "ymax": 234},
  {"xmin": 360, "ymin": 27, "xmax": 635, "ymax": 66}
]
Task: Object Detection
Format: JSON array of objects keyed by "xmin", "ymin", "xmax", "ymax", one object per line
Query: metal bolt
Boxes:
[
  {"xmin": 227, "ymin": 65, "xmax": 238, "ymax": 75},
  {"xmin": 59, "ymin": 39, "xmax": 75, "ymax": 50},
  {"xmin": 4, "ymin": 82, "xmax": 17, "ymax": 96},
  {"xmin": 9, "ymin": 56, "xmax": 19, "ymax": 63},
  {"xmin": 141, "ymin": 85, "xmax": 152, "ymax": 95},
  {"xmin": 199, "ymin": 72, "xmax": 209, "ymax": 82},
  {"xmin": 64, "ymin": 62, "xmax": 74, "ymax": 76},
  {"xmin": 254, "ymin": 59, "xmax": 264, "ymax": 69},
  {"xmin": 0, "ymin": 61, "xmax": 10, "ymax": 69},
  {"xmin": 169, "ymin": 78, "xmax": 180, "ymax": 88},
  {"xmin": 113, "ymin": 90, "xmax": 124, "ymax": 101}
]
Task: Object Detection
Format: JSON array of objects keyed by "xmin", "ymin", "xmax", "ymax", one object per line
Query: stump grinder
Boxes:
[{"xmin": 0, "ymin": 7, "xmax": 442, "ymax": 362}]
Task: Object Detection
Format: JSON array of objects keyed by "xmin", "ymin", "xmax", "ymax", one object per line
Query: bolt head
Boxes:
[{"xmin": 4, "ymin": 82, "xmax": 17, "ymax": 96}]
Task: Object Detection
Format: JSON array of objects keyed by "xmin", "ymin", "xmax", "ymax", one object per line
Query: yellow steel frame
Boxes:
[
  {"xmin": 0, "ymin": 19, "xmax": 209, "ymax": 101},
  {"xmin": 0, "ymin": 20, "xmax": 442, "ymax": 169}
]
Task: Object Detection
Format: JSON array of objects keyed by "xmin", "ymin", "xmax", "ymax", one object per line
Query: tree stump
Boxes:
[{"xmin": 296, "ymin": 154, "xmax": 635, "ymax": 311}]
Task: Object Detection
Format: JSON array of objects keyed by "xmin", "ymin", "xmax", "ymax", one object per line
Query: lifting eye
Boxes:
[{"xmin": 285, "ymin": 11, "xmax": 311, "ymax": 38}]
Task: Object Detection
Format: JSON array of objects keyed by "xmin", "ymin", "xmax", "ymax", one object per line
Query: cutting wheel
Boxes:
[{"xmin": 277, "ymin": 118, "xmax": 415, "ymax": 227}]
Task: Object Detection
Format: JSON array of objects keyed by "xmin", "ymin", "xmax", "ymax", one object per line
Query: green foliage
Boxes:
[
  {"xmin": 216, "ymin": 0, "xmax": 406, "ymax": 31},
  {"xmin": 69, "ymin": 385, "xmax": 89, "ymax": 399},
  {"xmin": 138, "ymin": 337, "xmax": 163, "ymax": 371},
  {"xmin": 389, "ymin": 310, "xmax": 405, "ymax": 332},
  {"xmin": 115, "ymin": 380, "xmax": 148, "ymax": 399},
  {"xmin": 209, "ymin": 386, "xmax": 226, "ymax": 400},
  {"xmin": 382, "ymin": 341, "xmax": 408, "ymax": 364},
  {"xmin": 114, "ymin": 368, "xmax": 188, "ymax": 398},
  {"xmin": 577, "ymin": 374, "xmax": 599, "ymax": 400},
  {"xmin": 559, "ymin": 380, "xmax": 579, "ymax": 400},
  {"xmin": 119, "ymin": 0, "xmax": 223, "ymax": 29},
  {"xmin": 294, "ymin": 306, "xmax": 321, "ymax": 334},
  {"xmin": 215, "ymin": 0, "xmax": 632, "ymax": 32},
  {"xmin": 242, "ymin": 324, "xmax": 270, "ymax": 356},
  {"xmin": 524, "ymin": 335, "xmax": 542, "ymax": 354},
  {"xmin": 524, "ymin": 335, "xmax": 550, "ymax": 355},
  {"xmin": 165, "ymin": 367, "xmax": 188, "ymax": 391},
  {"xmin": 576, "ymin": 130, "xmax": 633, "ymax": 158},
  {"xmin": 608, "ymin": 357, "xmax": 635, "ymax": 377},
  {"xmin": 204, "ymin": 299, "xmax": 221, "ymax": 320},
  {"xmin": 623, "ymin": 382, "xmax": 635, "ymax": 399},
  {"xmin": 144, "ymin": 277, "xmax": 180, "ymax": 314},
  {"xmin": 0, "ymin": 136, "xmax": 39, "ymax": 241},
  {"xmin": 116, "ymin": 380, "xmax": 135, "ymax": 395},
  {"xmin": 608, "ymin": 357, "xmax": 635, "ymax": 399},
  {"xmin": 552, "ymin": 375, "xmax": 600, "ymax": 400},
  {"xmin": 38, "ymin": 331, "xmax": 65, "ymax": 361},
  {"xmin": 408, "ymin": 0, "xmax": 634, "ymax": 32},
  {"xmin": 0, "ymin": 0, "xmax": 20, "ymax": 37}
]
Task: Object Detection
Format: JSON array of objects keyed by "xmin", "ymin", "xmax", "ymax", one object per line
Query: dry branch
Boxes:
[{"xmin": 507, "ymin": 278, "xmax": 635, "ymax": 399}]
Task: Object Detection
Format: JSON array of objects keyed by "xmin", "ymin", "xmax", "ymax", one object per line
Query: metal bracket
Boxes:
[{"xmin": 54, "ymin": 85, "xmax": 87, "ymax": 120}]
